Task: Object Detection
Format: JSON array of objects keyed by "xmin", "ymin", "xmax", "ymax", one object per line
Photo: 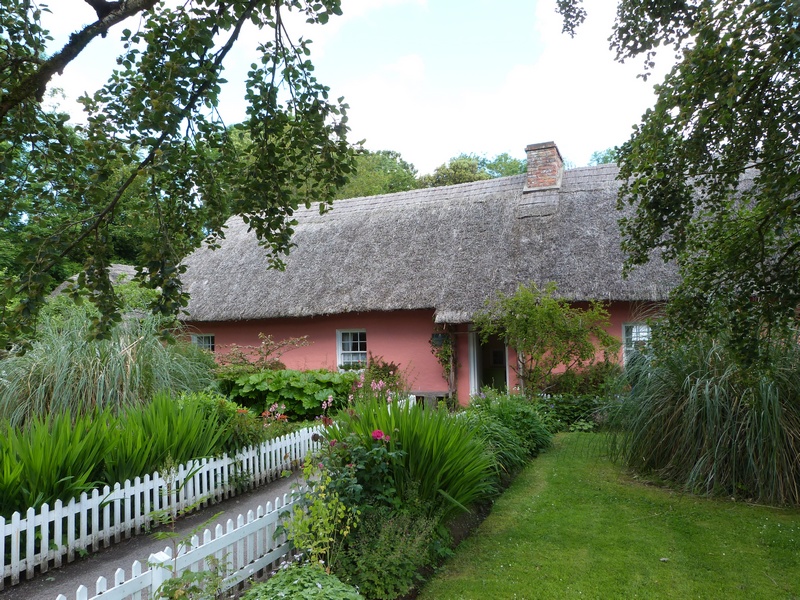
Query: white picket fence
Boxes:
[
  {"xmin": 1, "ymin": 426, "xmax": 321, "ymax": 591},
  {"xmin": 55, "ymin": 491, "xmax": 299, "ymax": 600}
]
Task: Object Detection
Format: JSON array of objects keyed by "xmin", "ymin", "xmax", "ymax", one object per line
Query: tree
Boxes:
[
  {"xmin": 417, "ymin": 152, "xmax": 525, "ymax": 188},
  {"xmin": 587, "ymin": 147, "xmax": 617, "ymax": 166},
  {"xmin": 477, "ymin": 152, "xmax": 527, "ymax": 178},
  {"xmin": 0, "ymin": 1, "xmax": 354, "ymax": 348},
  {"xmin": 558, "ymin": 1, "xmax": 800, "ymax": 363},
  {"xmin": 417, "ymin": 155, "xmax": 491, "ymax": 188},
  {"xmin": 473, "ymin": 282, "xmax": 620, "ymax": 394},
  {"xmin": 334, "ymin": 149, "xmax": 417, "ymax": 199}
]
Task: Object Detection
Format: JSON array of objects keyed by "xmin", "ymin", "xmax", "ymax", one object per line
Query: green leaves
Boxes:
[
  {"xmin": 330, "ymin": 397, "xmax": 497, "ymax": 520},
  {"xmin": 1, "ymin": 0, "xmax": 355, "ymax": 346},
  {"xmin": 600, "ymin": 0, "xmax": 800, "ymax": 361},
  {"xmin": 225, "ymin": 369, "xmax": 358, "ymax": 419}
]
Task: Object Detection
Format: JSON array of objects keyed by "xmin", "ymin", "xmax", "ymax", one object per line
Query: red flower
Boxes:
[{"xmin": 372, "ymin": 429, "xmax": 385, "ymax": 441}]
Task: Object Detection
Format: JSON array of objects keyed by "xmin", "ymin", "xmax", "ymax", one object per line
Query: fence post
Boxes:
[{"xmin": 149, "ymin": 549, "xmax": 173, "ymax": 597}]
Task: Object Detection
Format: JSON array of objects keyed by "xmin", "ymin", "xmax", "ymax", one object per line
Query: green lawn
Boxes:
[{"xmin": 419, "ymin": 433, "xmax": 800, "ymax": 600}]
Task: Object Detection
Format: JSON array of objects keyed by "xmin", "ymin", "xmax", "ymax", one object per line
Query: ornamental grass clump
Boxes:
[
  {"xmin": 0, "ymin": 309, "xmax": 213, "ymax": 426},
  {"xmin": 610, "ymin": 331, "xmax": 800, "ymax": 505}
]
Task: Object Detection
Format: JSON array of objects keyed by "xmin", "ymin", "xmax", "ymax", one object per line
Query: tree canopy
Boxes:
[
  {"xmin": 587, "ymin": 147, "xmax": 617, "ymax": 166},
  {"xmin": 558, "ymin": 0, "xmax": 800, "ymax": 362},
  {"xmin": 417, "ymin": 152, "xmax": 525, "ymax": 188},
  {"xmin": 334, "ymin": 149, "xmax": 417, "ymax": 199},
  {"xmin": 1, "ymin": 0, "xmax": 354, "ymax": 348}
]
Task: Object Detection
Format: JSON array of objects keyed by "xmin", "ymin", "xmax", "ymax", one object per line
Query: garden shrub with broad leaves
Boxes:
[
  {"xmin": 221, "ymin": 369, "xmax": 358, "ymax": 420},
  {"xmin": 469, "ymin": 390, "xmax": 552, "ymax": 456}
]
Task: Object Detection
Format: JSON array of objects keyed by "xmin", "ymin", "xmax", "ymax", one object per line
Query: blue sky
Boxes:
[{"xmin": 42, "ymin": 0, "xmax": 671, "ymax": 174}]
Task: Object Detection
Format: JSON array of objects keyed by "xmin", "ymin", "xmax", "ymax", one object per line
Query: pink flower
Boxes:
[
  {"xmin": 329, "ymin": 439, "xmax": 337, "ymax": 447},
  {"xmin": 371, "ymin": 429, "xmax": 385, "ymax": 441}
]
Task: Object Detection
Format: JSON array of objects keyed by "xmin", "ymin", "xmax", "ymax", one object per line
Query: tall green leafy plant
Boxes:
[
  {"xmin": 329, "ymin": 398, "xmax": 496, "ymax": 519},
  {"xmin": 103, "ymin": 392, "xmax": 226, "ymax": 485},
  {"xmin": 0, "ymin": 412, "xmax": 111, "ymax": 513}
]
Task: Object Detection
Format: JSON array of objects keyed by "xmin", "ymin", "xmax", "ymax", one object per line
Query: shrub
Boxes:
[
  {"xmin": 180, "ymin": 391, "xmax": 269, "ymax": 455},
  {"xmin": 470, "ymin": 390, "xmax": 552, "ymax": 455},
  {"xmin": 547, "ymin": 360, "xmax": 623, "ymax": 396},
  {"xmin": 532, "ymin": 393, "xmax": 603, "ymax": 433},
  {"xmin": 214, "ymin": 332, "xmax": 311, "ymax": 380},
  {"xmin": 333, "ymin": 499, "xmax": 447, "ymax": 600},
  {"xmin": 317, "ymin": 431, "xmax": 406, "ymax": 510},
  {"xmin": 222, "ymin": 369, "xmax": 358, "ymax": 420},
  {"xmin": 460, "ymin": 411, "xmax": 528, "ymax": 477},
  {"xmin": 242, "ymin": 562, "xmax": 363, "ymax": 600},
  {"xmin": 328, "ymin": 397, "xmax": 496, "ymax": 520},
  {"xmin": 609, "ymin": 331, "xmax": 800, "ymax": 505}
]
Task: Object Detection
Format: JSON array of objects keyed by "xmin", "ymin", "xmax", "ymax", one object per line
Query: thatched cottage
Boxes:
[{"xmin": 181, "ymin": 141, "xmax": 678, "ymax": 404}]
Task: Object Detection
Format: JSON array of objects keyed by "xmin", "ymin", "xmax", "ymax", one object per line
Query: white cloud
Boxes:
[{"xmin": 334, "ymin": 0, "xmax": 673, "ymax": 173}]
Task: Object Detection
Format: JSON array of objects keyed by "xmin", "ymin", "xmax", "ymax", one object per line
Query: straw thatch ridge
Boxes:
[{"xmin": 181, "ymin": 165, "xmax": 679, "ymax": 323}]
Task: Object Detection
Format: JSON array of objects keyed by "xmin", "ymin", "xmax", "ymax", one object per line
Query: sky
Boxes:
[{"xmin": 41, "ymin": 0, "xmax": 672, "ymax": 174}]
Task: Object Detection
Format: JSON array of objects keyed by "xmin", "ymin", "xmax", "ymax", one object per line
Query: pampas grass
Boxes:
[
  {"xmin": 0, "ymin": 311, "xmax": 214, "ymax": 425},
  {"xmin": 609, "ymin": 332, "xmax": 800, "ymax": 505}
]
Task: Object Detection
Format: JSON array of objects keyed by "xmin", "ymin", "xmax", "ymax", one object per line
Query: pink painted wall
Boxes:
[
  {"xmin": 186, "ymin": 301, "xmax": 660, "ymax": 407},
  {"xmin": 185, "ymin": 309, "xmax": 450, "ymax": 397}
]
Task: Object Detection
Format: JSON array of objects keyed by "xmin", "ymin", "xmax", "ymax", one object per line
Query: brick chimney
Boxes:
[{"xmin": 523, "ymin": 141, "xmax": 563, "ymax": 192}]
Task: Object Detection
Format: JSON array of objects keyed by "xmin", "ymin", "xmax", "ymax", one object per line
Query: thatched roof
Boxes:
[{"xmin": 181, "ymin": 164, "xmax": 679, "ymax": 323}]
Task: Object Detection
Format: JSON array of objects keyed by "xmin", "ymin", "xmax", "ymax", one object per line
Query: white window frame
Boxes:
[
  {"xmin": 191, "ymin": 333, "xmax": 215, "ymax": 352},
  {"xmin": 337, "ymin": 329, "xmax": 367, "ymax": 369},
  {"xmin": 622, "ymin": 323, "xmax": 650, "ymax": 363}
]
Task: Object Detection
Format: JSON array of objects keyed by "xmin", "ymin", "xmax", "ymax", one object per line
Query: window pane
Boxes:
[
  {"xmin": 339, "ymin": 330, "xmax": 367, "ymax": 368},
  {"xmin": 191, "ymin": 334, "xmax": 215, "ymax": 352}
]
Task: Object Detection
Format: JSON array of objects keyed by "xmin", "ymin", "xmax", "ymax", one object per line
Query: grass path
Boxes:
[{"xmin": 419, "ymin": 433, "xmax": 800, "ymax": 599}]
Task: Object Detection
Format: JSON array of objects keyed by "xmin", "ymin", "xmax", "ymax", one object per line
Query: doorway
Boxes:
[{"xmin": 469, "ymin": 331, "xmax": 508, "ymax": 394}]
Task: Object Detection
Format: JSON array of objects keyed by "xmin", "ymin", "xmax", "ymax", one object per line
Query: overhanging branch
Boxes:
[{"xmin": 0, "ymin": 0, "xmax": 159, "ymax": 120}]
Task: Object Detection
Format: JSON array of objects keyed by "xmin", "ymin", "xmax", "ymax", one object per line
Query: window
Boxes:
[
  {"xmin": 191, "ymin": 334, "xmax": 215, "ymax": 352},
  {"xmin": 338, "ymin": 330, "xmax": 367, "ymax": 368},
  {"xmin": 623, "ymin": 323, "xmax": 650, "ymax": 363}
]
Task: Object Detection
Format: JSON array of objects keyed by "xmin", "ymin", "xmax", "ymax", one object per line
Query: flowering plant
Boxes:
[{"xmin": 315, "ymin": 430, "xmax": 405, "ymax": 510}]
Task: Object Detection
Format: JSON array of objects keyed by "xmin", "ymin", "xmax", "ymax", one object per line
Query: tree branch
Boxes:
[
  {"xmin": 48, "ymin": 0, "xmax": 262, "ymax": 267},
  {"xmin": 0, "ymin": 0, "xmax": 159, "ymax": 121}
]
